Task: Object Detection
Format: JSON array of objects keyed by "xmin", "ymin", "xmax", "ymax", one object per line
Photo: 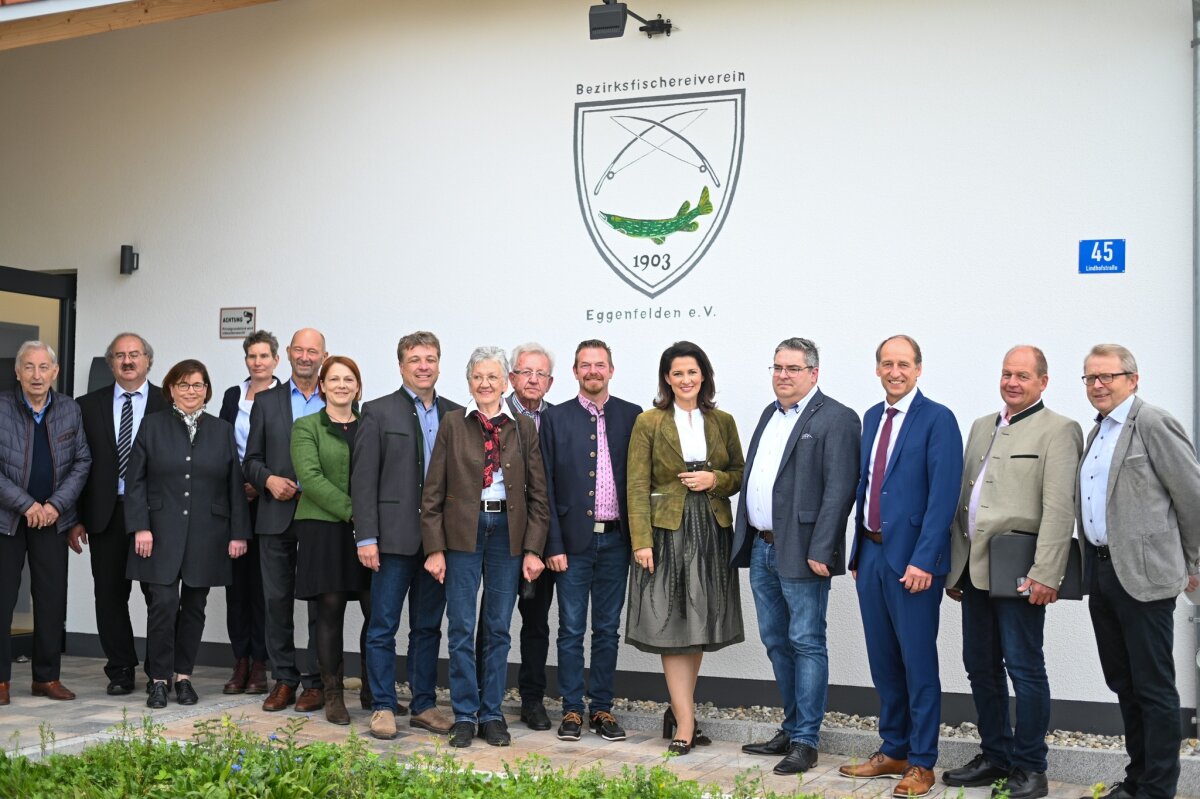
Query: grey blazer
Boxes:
[
  {"xmin": 351, "ymin": 389, "xmax": 461, "ymax": 555},
  {"xmin": 242, "ymin": 382, "xmax": 303, "ymax": 536},
  {"xmin": 1076, "ymin": 396, "xmax": 1200, "ymax": 602},
  {"xmin": 730, "ymin": 389, "xmax": 861, "ymax": 579}
]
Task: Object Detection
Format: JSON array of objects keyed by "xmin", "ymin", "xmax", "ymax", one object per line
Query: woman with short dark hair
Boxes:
[{"xmin": 126, "ymin": 359, "xmax": 250, "ymax": 709}]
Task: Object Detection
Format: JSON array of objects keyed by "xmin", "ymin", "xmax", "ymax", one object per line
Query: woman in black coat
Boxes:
[{"xmin": 125, "ymin": 359, "xmax": 250, "ymax": 709}]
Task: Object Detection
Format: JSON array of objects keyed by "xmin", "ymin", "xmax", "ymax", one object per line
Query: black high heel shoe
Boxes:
[
  {"xmin": 667, "ymin": 736, "xmax": 693, "ymax": 755},
  {"xmin": 662, "ymin": 707, "xmax": 712, "ymax": 748},
  {"xmin": 662, "ymin": 707, "xmax": 676, "ymax": 739}
]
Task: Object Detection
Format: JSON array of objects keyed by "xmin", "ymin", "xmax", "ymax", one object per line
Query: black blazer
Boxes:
[
  {"xmin": 124, "ymin": 410, "xmax": 250, "ymax": 586},
  {"xmin": 351, "ymin": 388, "xmax": 460, "ymax": 555},
  {"xmin": 75, "ymin": 382, "xmax": 168, "ymax": 535},
  {"xmin": 242, "ymin": 381, "xmax": 305, "ymax": 536},
  {"xmin": 540, "ymin": 394, "xmax": 642, "ymax": 558}
]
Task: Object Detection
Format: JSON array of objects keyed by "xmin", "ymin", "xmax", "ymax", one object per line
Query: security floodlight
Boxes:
[{"xmin": 589, "ymin": 0, "xmax": 672, "ymax": 40}]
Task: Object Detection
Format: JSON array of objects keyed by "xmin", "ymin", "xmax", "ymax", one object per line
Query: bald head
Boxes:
[{"xmin": 287, "ymin": 328, "xmax": 327, "ymax": 386}]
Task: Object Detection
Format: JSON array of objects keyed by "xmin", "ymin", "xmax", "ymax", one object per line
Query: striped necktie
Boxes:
[{"xmin": 117, "ymin": 392, "xmax": 135, "ymax": 480}]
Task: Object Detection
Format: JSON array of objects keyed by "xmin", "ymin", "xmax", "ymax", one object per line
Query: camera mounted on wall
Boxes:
[{"xmin": 589, "ymin": 0, "xmax": 673, "ymax": 40}]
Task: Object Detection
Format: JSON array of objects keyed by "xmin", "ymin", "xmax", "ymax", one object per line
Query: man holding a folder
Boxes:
[{"xmin": 943, "ymin": 345, "xmax": 1083, "ymax": 799}]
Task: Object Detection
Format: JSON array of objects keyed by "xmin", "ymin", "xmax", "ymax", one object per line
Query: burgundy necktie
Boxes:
[
  {"xmin": 474, "ymin": 411, "xmax": 508, "ymax": 488},
  {"xmin": 866, "ymin": 407, "xmax": 899, "ymax": 533}
]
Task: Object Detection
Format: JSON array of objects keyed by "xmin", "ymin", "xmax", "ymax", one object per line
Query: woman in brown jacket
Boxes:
[{"xmin": 625, "ymin": 341, "xmax": 745, "ymax": 755}]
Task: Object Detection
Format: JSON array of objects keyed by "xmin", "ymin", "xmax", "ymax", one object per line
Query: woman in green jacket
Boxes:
[
  {"xmin": 625, "ymin": 341, "xmax": 745, "ymax": 755},
  {"xmin": 291, "ymin": 356, "xmax": 371, "ymax": 726}
]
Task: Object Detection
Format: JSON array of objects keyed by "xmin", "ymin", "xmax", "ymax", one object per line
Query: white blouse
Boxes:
[{"xmin": 673, "ymin": 405, "xmax": 707, "ymax": 462}]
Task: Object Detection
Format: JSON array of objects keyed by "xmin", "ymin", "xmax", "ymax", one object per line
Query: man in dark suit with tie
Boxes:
[
  {"xmin": 243, "ymin": 328, "xmax": 327, "ymax": 713},
  {"xmin": 541, "ymin": 339, "xmax": 641, "ymax": 742},
  {"xmin": 69, "ymin": 332, "xmax": 165, "ymax": 695},
  {"xmin": 733, "ymin": 337, "xmax": 860, "ymax": 776},
  {"xmin": 837, "ymin": 334, "xmax": 962, "ymax": 799}
]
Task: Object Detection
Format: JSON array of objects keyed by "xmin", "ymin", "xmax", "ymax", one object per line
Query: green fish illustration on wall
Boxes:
[{"xmin": 599, "ymin": 186, "xmax": 713, "ymax": 245}]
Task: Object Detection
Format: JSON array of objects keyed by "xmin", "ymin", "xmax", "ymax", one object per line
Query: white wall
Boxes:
[{"xmin": 0, "ymin": 0, "xmax": 1194, "ymax": 710}]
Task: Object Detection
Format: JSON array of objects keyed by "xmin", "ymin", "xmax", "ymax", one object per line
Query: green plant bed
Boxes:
[{"xmin": 0, "ymin": 714, "xmax": 825, "ymax": 799}]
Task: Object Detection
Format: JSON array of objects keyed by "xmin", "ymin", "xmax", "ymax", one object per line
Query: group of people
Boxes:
[{"xmin": 0, "ymin": 329, "xmax": 1195, "ymax": 799}]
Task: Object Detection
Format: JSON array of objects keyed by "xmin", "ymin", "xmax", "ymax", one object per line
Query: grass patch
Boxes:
[{"xmin": 0, "ymin": 713, "xmax": 826, "ymax": 798}]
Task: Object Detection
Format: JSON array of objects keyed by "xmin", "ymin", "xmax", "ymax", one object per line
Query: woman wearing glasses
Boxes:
[
  {"xmin": 625, "ymin": 340, "xmax": 745, "ymax": 755},
  {"xmin": 421, "ymin": 346, "xmax": 549, "ymax": 749},
  {"xmin": 125, "ymin": 360, "xmax": 250, "ymax": 709}
]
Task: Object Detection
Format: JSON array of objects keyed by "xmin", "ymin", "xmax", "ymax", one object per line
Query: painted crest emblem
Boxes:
[{"xmin": 574, "ymin": 90, "xmax": 744, "ymax": 298}]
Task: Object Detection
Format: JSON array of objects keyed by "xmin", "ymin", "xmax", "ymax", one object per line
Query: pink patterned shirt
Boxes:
[{"xmin": 579, "ymin": 395, "xmax": 619, "ymax": 521}]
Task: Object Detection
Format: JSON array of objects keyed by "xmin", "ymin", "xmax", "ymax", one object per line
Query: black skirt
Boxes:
[{"xmin": 294, "ymin": 519, "xmax": 371, "ymax": 599}]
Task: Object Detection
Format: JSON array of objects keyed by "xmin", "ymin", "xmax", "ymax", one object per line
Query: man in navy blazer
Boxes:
[
  {"xmin": 732, "ymin": 338, "xmax": 860, "ymax": 776},
  {"xmin": 837, "ymin": 335, "xmax": 962, "ymax": 799},
  {"xmin": 540, "ymin": 339, "xmax": 641, "ymax": 743}
]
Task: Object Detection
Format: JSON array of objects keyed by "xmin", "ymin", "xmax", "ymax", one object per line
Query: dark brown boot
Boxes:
[
  {"xmin": 245, "ymin": 661, "xmax": 268, "ymax": 694},
  {"xmin": 323, "ymin": 670, "xmax": 349, "ymax": 726},
  {"xmin": 223, "ymin": 658, "xmax": 250, "ymax": 695}
]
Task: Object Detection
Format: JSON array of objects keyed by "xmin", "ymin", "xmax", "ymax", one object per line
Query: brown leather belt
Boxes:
[
  {"xmin": 480, "ymin": 500, "xmax": 507, "ymax": 513},
  {"xmin": 754, "ymin": 529, "xmax": 774, "ymax": 545},
  {"xmin": 862, "ymin": 529, "xmax": 883, "ymax": 545}
]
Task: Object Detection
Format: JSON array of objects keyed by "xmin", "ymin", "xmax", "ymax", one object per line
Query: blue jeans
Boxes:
[
  {"xmin": 444, "ymin": 512, "xmax": 522, "ymax": 723},
  {"xmin": 365, "ymin": 551, "xmax": 446, "ymax": 715},
  {"xmin": 749, "ymin": 535, "xmax": 830, "ymax": 747},
  {"xmin": 555, "ymin": 529, "xmax": 630, "ymax": 715},
  {"xmin": 962, "ymin": 579, "xmax": 1050, "ymax": 772}
]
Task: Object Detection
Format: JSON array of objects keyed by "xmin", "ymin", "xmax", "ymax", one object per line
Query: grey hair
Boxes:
[
  {"xmin": 105, "ymin": 332, "xmax": 154, "ymax": 366},
  {"xmin": 16, "ymin": 340, "xmax": 57, "ymax": 366},
  {"xmin": 466, "ymin": 346, "xmax": 509, "ymax": 378},
  {"xmin": 1085, "ymin": 343, "xmax": 1138, "ymax": 378},
  {"xmin": 775, "ymin": 337, "xmax": 819, "ymax": 369},
  {"xmin": 510, "ymin": 342, "xmax": 554, "ymax": 375}
]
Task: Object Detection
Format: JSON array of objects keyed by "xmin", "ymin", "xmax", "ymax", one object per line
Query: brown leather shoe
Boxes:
[
  {"xmin": 245, "ymin": 661, "xmax": 269, "ymax": 694},
  {"xmin": 893, "ymin": 765, "xmax": 935, "ymax": 798},
  {"xmin": 294, "ymin": 687, "xmax": 324, "ymax": 712},
  {"xmin": 838, "ymin": 750, "xmax": 908, "ymax": 779},
  {"xmin": 262, "ymin": 682, "xmax": 295, "ymax": 711},
  {"xmin": 223, "ymin": 658, "xmax": 250, "ymax": 694},
  {"xmin": 31, "ymin": 680, "xmax": 76, "ymax": 701},
  {"xmin": 409, "ymin": 706, "xmax": 453, "ymax": 734},
  {"xmin": 0, "ymin": 681, "xmax": 9, "ymax": 705}
]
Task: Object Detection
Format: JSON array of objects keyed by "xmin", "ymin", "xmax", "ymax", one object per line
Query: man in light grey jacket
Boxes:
[{"xmin": 1076, "ymin": 343, "xmax": 1200, "ymax": 799}]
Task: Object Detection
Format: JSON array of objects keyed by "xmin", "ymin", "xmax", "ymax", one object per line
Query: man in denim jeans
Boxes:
[
  {"xmin": 540, "ymin": 340, "xmax": 642, "ymax": 742},
  {"xmin": 730, "ymin": 337, "xmax": 860, "ymax": 775},
  {"xmin": 352, "ymin": 331, "xmax": 459, "ymax": 740}
]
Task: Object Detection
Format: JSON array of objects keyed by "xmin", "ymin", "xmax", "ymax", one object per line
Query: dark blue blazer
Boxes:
[
  {"xmin": 539, "ymin": 394, "xmax": 642, "ymax": 558},
  {"xmin": 848, "ymin": 389, "xmax": 962, "ymax": 577}
]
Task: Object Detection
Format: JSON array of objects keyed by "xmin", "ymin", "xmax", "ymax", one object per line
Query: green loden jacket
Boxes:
[{"xmin": 291, "ymin": 409, "xmax": 358, "ymax": 524}]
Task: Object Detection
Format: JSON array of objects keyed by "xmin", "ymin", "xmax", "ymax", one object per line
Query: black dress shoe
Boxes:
[
  {"xmin": 942, "ymin": 753, "xmax": 1010, "ymax": 787},
  {"xmin": 107, "ymin": 679, "xmax": 134, "ymax": 696},
  {"xmin": 742, "ymin": 729, "xmax": 790, "ymax": 756},
  {"xmin": 146, "ymin": 681, "xmax": 169, "ymax": 709},
  {"xmin": 1080, "ymin": 781, "xmax": 1134, "ymax": 799},
  {"xmin": 174, "ymin": 679, "xmax": 199, "ymax": 706},
  {"xmin": 481, "ymin": 719, "xmax": 511, "ymax": 746},
  {"xmin": 520, "ymin": 701, "xmax": 551, "ymax": 731},
  {"xmin": 449, "ymin": 721, "xmax": 475, "ymax": 748},
  {"xmin": 998, "ymin": 768, "xmax": 1047, "ymax": 799},
  {"xmin": 773, "ymin": 743, "xmax": 818, "ymax": 775}
]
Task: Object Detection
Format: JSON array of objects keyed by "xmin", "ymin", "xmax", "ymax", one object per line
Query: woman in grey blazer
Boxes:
[{"xmin": 125, "ymin": 359, "xmax": 250, "ymax": 709}]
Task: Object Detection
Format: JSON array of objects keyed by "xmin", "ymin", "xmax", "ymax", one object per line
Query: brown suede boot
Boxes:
[{"xmin": 323, "ymin": 670, "xmax": 349, "ymax": 726}]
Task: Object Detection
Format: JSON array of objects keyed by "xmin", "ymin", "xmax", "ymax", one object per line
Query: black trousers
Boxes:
[
  {"xmin": 225, "ymin": 500, "xmax": 267, "ymax": 662},
  {"xmin": 1088, "ymin": 551, "xmax": 1181, "ymax": 799},
  {"xmin": 88, "ymin": 501, "xmax": 149, "ymax": 680},
  {"xmin": 143, "ymin": 579, "xmax": 209, "ymax": 681},
  {"xmin": 0, "ymin": 521, "xmax": 68, "ymax": 683},
  {"xmin": 259, "ymin": 528, "xmax": 321, "ymax": 688}
]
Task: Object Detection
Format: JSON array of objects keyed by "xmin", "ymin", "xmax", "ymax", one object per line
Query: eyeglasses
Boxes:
[
  {"xmin": 174, "ymin": 382, "xmax": 208, "ymax": 393},
  {"xmin": 770, "ymin": 365, "xmax": 814, "ymax": 376},
  {"xmin": 512, "ymin": 369, "xmax": 551, "ymax": 380},
  {"xmin": 469, "ymin": 375, "xmax": 502, "ymax": 385},
  {"xmin": 1080, "ymin": 372, "xmax": 1132, "ymax": 386}
]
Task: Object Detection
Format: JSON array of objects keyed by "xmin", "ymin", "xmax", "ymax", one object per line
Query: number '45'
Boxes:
[{"xmin": 1091, "ymin": 241, "xmax": 1114, "ymax": 262}]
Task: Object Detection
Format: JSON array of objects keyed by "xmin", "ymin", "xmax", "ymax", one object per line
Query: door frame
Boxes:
[{"xmin": 0, "ymin": 265, "xmax": 77, "ymax": 394}]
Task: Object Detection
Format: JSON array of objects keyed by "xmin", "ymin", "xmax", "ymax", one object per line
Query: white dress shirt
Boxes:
[
  {"xmin": 1080, "ymin": 394, "xmax": 1136, "ymax": 547},
  {"xmin": 113, "ymin": 381, "xmax": 149, "ymax": 496},
  {"xmin": 465, "ymin": 399, "xmax": 516, "ymax": 501},
  {"xmin": 862, "ymin": 389, "xmax": 917, "ymax": 531},
  {"xmin": 674, "ymin": 405, "xmax": 707, "ymax": 462},
  {"xmin": 745, "ymin": 392, "xmax": 816, "ymax": 531}
]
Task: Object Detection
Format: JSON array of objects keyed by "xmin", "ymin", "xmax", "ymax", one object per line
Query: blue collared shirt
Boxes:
[
  {"xmin": 507, "ymin": 392, "xmax": 547, "ymax": 431},
  {"xmin": 289, "ymin": 379, "xmax": 325, "ymax": 422},
  {"xmin": 405, "ymin": 387, "xmax": 441, "ymax": 475},
  {"xmin": 23, "ymin": 390, "xmax": 52, "ymax": 424},
  {"xmin": 112, "ymin": 382, "xmax": 149, "ymax": 496},
  {"xmin": 1080, "ymin": 394, "xmax": 1136, "ymax": 547}
]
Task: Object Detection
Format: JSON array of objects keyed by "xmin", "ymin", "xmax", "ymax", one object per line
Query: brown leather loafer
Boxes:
[
  {"xmin": 294, "ymin": 687, "xmax": 324, "ymax": 712},
  {"xmin": 0, "ymin": 681, "xmax": 9, "ymax": 705},
  {"xmin": 31, "ymin": 680, "xmax": 76, "ymax": 701},
  {"xmin": 838, "ymin": 750, "xmax": 908, "ymax": 778},
  {"xmin": 262, "ymin": 682, "xmax": 295, "ymax": 712},
  {"xmin": 893, "ymin": 766, "xmax": 935, "ymax": 798},
  {"xmin": 409, "ymin": 706, "xmax": 453, "ymax": 734}
]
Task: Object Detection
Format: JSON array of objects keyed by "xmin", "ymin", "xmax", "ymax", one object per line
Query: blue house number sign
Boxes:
[{"xmin": 1078, "ymin": 239, "xmax": 1125, "ymax": 274}]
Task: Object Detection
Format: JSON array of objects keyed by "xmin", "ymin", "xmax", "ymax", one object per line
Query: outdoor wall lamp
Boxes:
[{"xmin": 589, "ymin": 0, "xmax": 672, "ymax": 40}]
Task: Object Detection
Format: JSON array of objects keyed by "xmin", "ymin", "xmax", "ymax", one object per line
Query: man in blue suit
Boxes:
[
  {"xmin": 837, "ymin": 334, "xmax": 962, "ymax": 799},
  {"xmin": 540, "ymin": 339, "xmax": 641, "ymax": 743},
  {"xmin": 732, "ymin": 337, "xmax": 860, "ymax": 776}
]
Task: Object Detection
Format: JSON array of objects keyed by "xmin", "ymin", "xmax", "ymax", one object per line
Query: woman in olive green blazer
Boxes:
[
  {"xmin": 625, "ymin": 341, "xmax": 745, "ymax": 754},
  {"xmin": 290, "ymin": 356, "xmax": 371, "ymax": 726}
]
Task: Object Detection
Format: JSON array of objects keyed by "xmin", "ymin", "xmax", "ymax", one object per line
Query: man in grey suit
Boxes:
[
  {"xmin": 942, "ymin": 345, "xmax": 1082, "ymax": 799},
  {"xmin": 732, "ymin": 337, "xmax": 860, "ymax": 776},
  {"xmin": 243, "ymin": 328, "xmax": 327, "ymax": 713},
  {"xmin": 1076, "ymin": 344, "xmax": 1200, "ymax": 799}
]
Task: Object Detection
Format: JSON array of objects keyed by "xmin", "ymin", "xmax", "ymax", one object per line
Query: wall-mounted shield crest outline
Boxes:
[{"xmin": 575, "ymin": 90, "xmax": 744, "ymax": 298}]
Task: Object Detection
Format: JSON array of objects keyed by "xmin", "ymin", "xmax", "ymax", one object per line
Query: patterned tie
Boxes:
[
  {"xmin": 866, "ymin": 407, "xmax": 899, "ymax": 533},
  {"xmin": 474, "ymin": 411, "xmax": 508, "ymax": 488},
  {"xmin": 117, "ymin": 391, "xmax": 135, "ymax": 480}
]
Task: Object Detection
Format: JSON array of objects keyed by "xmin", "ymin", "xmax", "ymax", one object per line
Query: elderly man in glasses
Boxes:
[{"xmin": 1074, "ymin": 344, "xmax": 1200, "ymax": 799}]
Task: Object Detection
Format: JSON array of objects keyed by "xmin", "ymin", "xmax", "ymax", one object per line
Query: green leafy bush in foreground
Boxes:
[{"xmin": 0, "ymin": 713, "xmax": 825, "ymax": 799}]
